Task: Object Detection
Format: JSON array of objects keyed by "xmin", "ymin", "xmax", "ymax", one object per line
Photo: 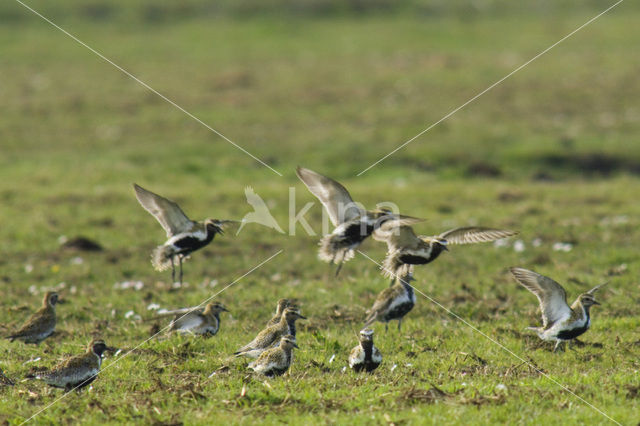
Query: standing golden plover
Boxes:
[
  {"xmin": 168, "ymin": 302, "xmax": 229, "ymax": 336},
  {"xmin": 28, "ymin": 339, "xmax": 114, "ymax": 391},
  {"xmin": 6, "ymin": 291, "xmax": 59, "ymax": 344},
  {"xmin": 133, "ymin": 183, "xmax": 235, "ymax": 284},
  {"xmin": 234, "ymin": 308, "xmax": 306, "ymax": 358},
  {"xmin": 348, "ymin": 329, "xmax": 382, "ymax": 372},
  {"xmin": 296, "ymin": 166, "xmax": 422, "ymax": 276},
  {"xmin": 374, "ymin": 223, "xmax": 516, "ymax": 283},
  {"xmin": 510, "ymin": 267, "xmax": 606, "ymax": 352},
  {"xmin": 265, "ymin": 298, "xmax": 297, "ymax": 328},
  {"xmin": 248, "ymin": 335, "xmax": 299, "ymax": 377},
  {"xmin": 364, "ymin": 273, "xmax": 416, "ymax": 331}
]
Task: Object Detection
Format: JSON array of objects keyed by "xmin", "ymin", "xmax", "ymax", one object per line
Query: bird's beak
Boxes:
[
  {"xmin": 105, "ymin": 346, "xmax": 118, "ymax": 353},
  {"xmin": 297, "ymin": 314, "xmax": 307, "ymax": 320},
  {"xmin": 293, "ymin": 342, "xmax": 300, "ymax": 349},
  {"xmin": 223, "ymin": 307, "xmax": 230, "ymax": 313},
  {"xmin": 593, "ymin": 300, "xmax": 601, "ymax": 306},
  {"xmin": 56, "ymin": 298, "xmax": 66, "ymax": 304}
]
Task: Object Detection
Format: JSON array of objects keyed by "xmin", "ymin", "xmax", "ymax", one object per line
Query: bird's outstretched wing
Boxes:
[
  {"xmin": 373, "ymin": 224, "xmax": 420, "ymax": 250},
  {"xmin": 296, "ymin": 167, "xmax": 363, "ymax": 226},
  {"xmin": 133, "ymin": 184, "xmax": 193, "ymax": 237},
  {"xmin": 587, "ymin": 282, "xmax": 608, "ymax": 295},
  {"xmin": 510, "ymin": 267, "xmax": 571, "ymax": 328},
  {"xmin": 364, "ymin": 287, "xmax": 396, "ymax": 326},
  {"xmin": 438, "ymin": 227, "xmax": 517, "ymax": 244}
]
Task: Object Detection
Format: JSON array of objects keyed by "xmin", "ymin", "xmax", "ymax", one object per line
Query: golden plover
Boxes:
[
  {"xmin": 374, "ymin": 224, "xmax": 516, "ymax": 282},
  {"xmin": 169, "ymin": 302, "xmax": 229, "ymax": 336},
  {"xmin": 510, "ymin": 267, "xmax": 606, "ymax": 352},
  {"xmin": 28, "ymin": 339, "xmax": 114, "ymax": 391},
  {"xmin": 6, "ymin": 292, "xmax": 58, "ymax": 344},
  {"xmin": 234, "ymin": 308, "xmax": 306, "ymax": 358},
  {"xmin": 348, "ymin": 328, "xmax": 382, "ymax": 372},
  {"xmin": 248, "ymin": 335, "xmax": 299, "ymax": 377},
  {"xmin": 133, "ymin": 183, "xmax": 235, "ymax": 283},
  {"xmin": 365, "ymin": 273, "xmax": 416, "ymax": 331},
  {"xmin": 296, "ymin": 166, "xmax": 422, "ymax": 276},
  {"xmin": 265, "ymin": 298, "xmax": 297, "ymax": 328}
]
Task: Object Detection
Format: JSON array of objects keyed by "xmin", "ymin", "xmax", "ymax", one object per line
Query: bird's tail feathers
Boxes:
[
  {"xmin": 151, "ymin": 246, "xmax": 175, "ymax": 271},
  {"xmin": 318, "ymin": 236, "xmax": 355, "ymax": 264}
]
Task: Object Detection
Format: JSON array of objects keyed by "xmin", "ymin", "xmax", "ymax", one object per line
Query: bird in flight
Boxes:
[
  {"xmin": 375, "ymin": 223, "xmax": 516, "ymax": 284},
  {"xmin": 510, "ymin": 267, "xmax": 606, "ymax": 352},
  {"xmin": 133, "ymin": 184, "xmax": 235, "ymax": 284},
  {"xmin": 296, "ymin": 166, "xmax": 422, "ymax": 276}
]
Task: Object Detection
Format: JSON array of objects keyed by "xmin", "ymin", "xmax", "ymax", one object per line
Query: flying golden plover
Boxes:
[
  {"xmin": 133, "ymin": 183, "xmax": 235, "ymax": 284},
  {"xmin": 248, "ymin": 335, "xmax": 299, "ymax": 377},
  {"xmin": 6, "ymin": 291, "xmax": 59, "ymax": 344},
  {"xmin": 296, "ymin": 166, "xmax": 422, "ymax": 276},
  {"xmin": 374, "ymin": 223, "xmax": 516, "ymax": 283},
  {"xmin": 234, "ymin": 308, "xmax": 306, "ymax": 358},
  {"xmin": 168, "ymin": 302, "xmax": 229, "ymax": 336},
  {"xmin": 510, "ymin": 267, "xmax": 606, "ymax": 352},
  {"xmin": 365, "ymin": 273, "xmax": 416, "ymax": 331},
  {"xmin": 28, "ymin": 339, "xmax": 114, "ymax": 391},
  {"xmin": 348, "ymin": 328, "xmax": 382, "ymax": 372}
]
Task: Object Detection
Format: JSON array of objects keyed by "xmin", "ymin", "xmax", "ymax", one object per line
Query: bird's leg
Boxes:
[
  {"xmin": 553, "ymin": 341, "xmax": 565, "ymax": 353},
  {"xmin": 334, "ymin": 259, "xmax": 345, "ymax": 277},
  {"xmin": 170, "ymin": 257, "xmax": 176, "ymax": 284},
  {"xmin": 179, "ymin": 255, "xmax": 183, "ymax": 284},
  {"xmin": 397, "ymin": 319, "xmax": 402, "ymax": 332},
  {"xmin": 385, "ymin": 323, "xmax": 389, "ymax": 332}
]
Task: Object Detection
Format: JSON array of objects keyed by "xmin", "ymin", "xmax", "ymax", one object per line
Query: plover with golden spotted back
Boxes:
[
  {"xmin": 374, "ymin": 223, "xmax": 516, "ymax": 283},
  {"xmin": 511, "ymin": 267, "xmax": 606, "ymax": 352},
  {"xmin": 296, "ymin": 167, "xmax": 423, "ymax": 276},
  {"xmin": 248, "ymin": 335, "xmax": 299, "ymax": 377},
  {"xmin": 28, "ymin": 339, "xmax": 114, "ymax": 391},
  {"xmin": 365, "ymin": 273, "xmax": 416, "ymax": 331},
  {"xmin": 169, "ymin": 302, "xmax": 229, "ymax": 336},
  {"xmin": 234, "ymin": 308, "xmax": 306, "ymax": 358},
  {"xmin": 6, "ymin": 292, "xmax": 58, "ymax": 344},
  {"xmin": 349, "ymin": 329, "xmax": 382, "ymax": 372},
  {"xmin": 265, "ymin": 299, "xmax": 297, "ymax": 328},
  {"xmin": 133, "ymin": 184, "xmax": 235, "ymax": 284}
]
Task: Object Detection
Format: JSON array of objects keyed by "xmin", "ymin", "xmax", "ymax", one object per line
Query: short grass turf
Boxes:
[{"xmin": 1, "ymin": 1, "xmax": 639, "ymax": 424}]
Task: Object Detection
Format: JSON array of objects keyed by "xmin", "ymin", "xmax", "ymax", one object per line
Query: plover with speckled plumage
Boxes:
[
  {"xmin": 28, "ymin": 339, "xmax": 114, "ymax": 391},
  {"xmin": 6, "ymin": 292, "xmax": 58, "ymax": 344},
  {"xmin": 365, "ymin": 273, "xmax": 416, "ymax": 331},
  {"xmin": 248, "ymin": 335, "xmax": 299, "ymax": 377},
  {"xmin": 511, "ymin": 267, "xmax": 606, "ymax": 352},
  {"xmin": 168, "ymin": 302, "xmax": 229, "ymax": 336},
  {"xmin": 348, "ymin": 329, "xmax": 381, "ymax": 372},
  {"xmin": 133, "ymin": 183, "xmax": 235, "ymax": 284},
  {"xmin": 234, "ymin": 308, "xmax": 306, "ymax": 358}
]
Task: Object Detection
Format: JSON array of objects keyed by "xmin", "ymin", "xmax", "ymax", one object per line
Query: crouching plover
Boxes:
[
  {"xmin": 248, "ymin": 335, "xmax": 299, "ymax": 377},
  {"xmin": 348, "ymin": 329, "xmax": 382, "ymax": 372},
  {"xmin": 169, "ymin": 302, "xmax": 229, "ymax": 336},
  {"xmin": 510, "ymin": 267, "xmax": 606, "ymax": 352},
  {"xmin": 6, "ymin": 292, "xmax": 59, "ymax": 344},
  {"xmin": 28, "ymin": 339, "xmax": 114, "ymax": 391}
]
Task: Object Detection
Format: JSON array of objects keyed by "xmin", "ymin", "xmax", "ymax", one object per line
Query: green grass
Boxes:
[{"xmin": 1, "ymin": 2, "xmax": 639, "ymax": 424}]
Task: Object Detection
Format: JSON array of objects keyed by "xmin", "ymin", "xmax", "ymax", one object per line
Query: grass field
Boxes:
[{"xmin": 1, "ymin": 1, "xmax": 639, "ymax": 424}]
